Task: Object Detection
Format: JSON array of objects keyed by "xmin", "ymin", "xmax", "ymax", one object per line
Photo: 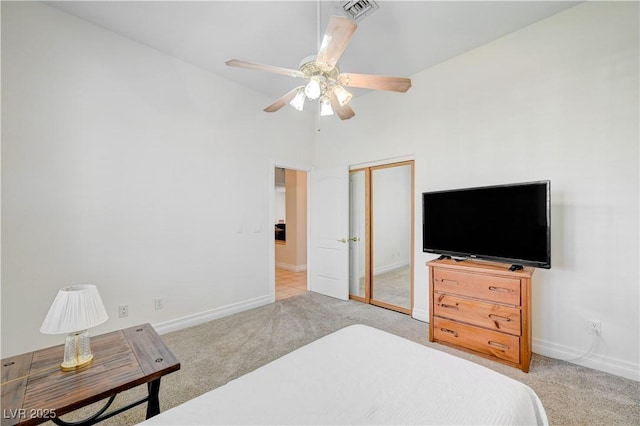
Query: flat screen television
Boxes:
[{"xmin": 422, "ymin": 180, "xmax": 551, "ymax": 269}]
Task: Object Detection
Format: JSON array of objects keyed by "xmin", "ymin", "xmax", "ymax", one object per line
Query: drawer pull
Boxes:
[
  {"xmin": 441, "ymin": 279, "xmax": 459, "ymax": 286},
  {"xmin": 488, "ymin": 286, "xmax": 511, "ymax": 293},
  {"xmin": 488, "ymin": 314, "xmax": 511, "ymax": 322},
  {"xmin": 440, "ymin": 303, "xmax": 459, "ymax": 310},
  {"xmin": 488, "ymin": 341, "xmax": 509, "ymax": 350},
  {"xmin": 440, "ymin": 328, "xmax": 458, "ymax": 337}
]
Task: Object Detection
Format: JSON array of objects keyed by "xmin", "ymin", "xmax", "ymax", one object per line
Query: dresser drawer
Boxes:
[
  {"xmin": 433, "ymin": 268, "xmax": 521, "ymax": 305},
  {"xmin": 433, "ymin": 317, "xmax": 520, "ymax": 364},
  {"xmin": 434, "ymin": 292, "xmax": 521, "ymax": 335}
]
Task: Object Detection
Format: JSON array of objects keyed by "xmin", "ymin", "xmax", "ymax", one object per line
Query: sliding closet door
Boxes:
[
  {"xmin": 370, "ymin": 163, "xmax": 413, "ymax": 313},
  {"xmin": 348, "ymin": 161, "xmax": 413, "ymax": 314},
  {"xmin": 349, "ymin": 170, "xmax": 368, "ymax": 300}
]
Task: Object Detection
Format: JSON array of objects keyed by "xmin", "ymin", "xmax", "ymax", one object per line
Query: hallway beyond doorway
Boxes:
[{"xmin": 275, "ymin": 267, "xmax": 307, "ymax": 300}]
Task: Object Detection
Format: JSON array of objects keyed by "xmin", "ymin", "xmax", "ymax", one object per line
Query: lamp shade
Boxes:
[
  {"xmin": 320, "ymin": 96, "xmax": 334, "ymax": 116},
  {"xmin": 289, "ymin": 88, "xmax": 306, "ymax": 111},
  {"xmin": 304, "ymin": 77, "xmax": 322, "ymax": 100},
  {"xmin": 40, "ymin": 285, "xmax": 108, "ymax": 334},
  {"xmin": 333, "ymin": 85, "xmax": 353, "ymax": 106}
]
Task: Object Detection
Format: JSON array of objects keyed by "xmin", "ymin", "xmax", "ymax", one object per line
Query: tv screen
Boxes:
[{"xmin": 422, "ymin": 181, "xmax": 551, "ymax": 269}]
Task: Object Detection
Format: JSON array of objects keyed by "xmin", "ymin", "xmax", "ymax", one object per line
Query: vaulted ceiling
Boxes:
[{"xmin": 48, "ymin": 1, "xmax": 580, "ymax": 102}]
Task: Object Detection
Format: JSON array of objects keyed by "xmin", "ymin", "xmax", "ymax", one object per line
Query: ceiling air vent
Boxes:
[{"xmin": 340, "ymin": 0, "xmax": 379, "ymax": 22}]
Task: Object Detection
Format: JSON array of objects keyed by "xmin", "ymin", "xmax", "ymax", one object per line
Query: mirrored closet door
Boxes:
[
  {"xmin": 349, "ymin": 161, "xmax": 414, "ymax": 314},
  {"xmin": 349, "ymin": 170, "xmax": 368, "ymax": 300}
]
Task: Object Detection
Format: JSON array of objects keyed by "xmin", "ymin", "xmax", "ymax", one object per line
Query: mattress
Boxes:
[{"xmin": 142, "ymin": 324, "xmax": 547, "ymax": 425}]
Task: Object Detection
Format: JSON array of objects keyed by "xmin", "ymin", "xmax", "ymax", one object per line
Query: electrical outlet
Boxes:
[
  {"xmin": 119, "ymin": 305, "xmax": 129, "ymax": 318},
  {"xmin": 154, "ymin": 298, "xmax": 164, "ymax": 310},
  {"xmin": 588, "ymin": 320, "xmax": 601, "ymax": 336}
]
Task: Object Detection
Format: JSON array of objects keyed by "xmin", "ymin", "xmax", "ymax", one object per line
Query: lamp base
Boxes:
[
  {"xmin": 61, "ymin": 329, "xmax": 94, "ymax": 371},
  {"xmin": 61, "ymin": 354, "xmax": 93, "ymax": 371}
]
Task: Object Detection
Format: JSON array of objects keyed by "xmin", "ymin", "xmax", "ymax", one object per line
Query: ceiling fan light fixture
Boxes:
[
  {"xmin": 226, "ymin": 15, "xmax": 411, "ymax": 120},
  {"xmin": 333, "ymin": 85, "xmax": 353, "ymax": 106},
  {"xmin": 289, "ymin": 88, "xmax": 306, "ymax": 111},
  {"xmin": 304, "ymin": 76, "xmax": 323, "ymax": 100},
  {"xmin": 320, "ymin": 96, "xmax": 334, "ymax": 116}
]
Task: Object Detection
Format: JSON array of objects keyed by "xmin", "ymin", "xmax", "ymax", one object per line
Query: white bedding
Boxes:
[{"xmin": 143, "ymin": 324, "xmax": 547, "ymax": 425}]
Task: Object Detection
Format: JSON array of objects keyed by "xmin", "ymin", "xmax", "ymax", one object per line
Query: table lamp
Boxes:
[{"xmin": 40, "ymin": 284, "xmax": 109, "ymax": 371}]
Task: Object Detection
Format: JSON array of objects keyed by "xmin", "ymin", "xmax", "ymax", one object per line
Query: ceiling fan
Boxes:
[{"xmin": 225, "ymin": 15, "xmax": 412, "ymax": 120}]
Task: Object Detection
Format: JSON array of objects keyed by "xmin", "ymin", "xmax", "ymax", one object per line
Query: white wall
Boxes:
[
  {"xmin": 1, "ymin": 2, "xmax": 314, "ymax": 356},
  {"xmin": 315, "ymin": 2, "xmax": 639, "ymax": 380},
  {"xmin": 2, "ymin": 1, "xmax": 638, "ymax": 382}
]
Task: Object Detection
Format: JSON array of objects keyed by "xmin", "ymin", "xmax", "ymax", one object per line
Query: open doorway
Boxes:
[{"xmin": 274, "ymin": 167, "xmax": 308, "ymax": 300}]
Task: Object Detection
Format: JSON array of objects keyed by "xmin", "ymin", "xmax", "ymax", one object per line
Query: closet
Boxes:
[{"xmin": 349, "ymin": 161, "xmax": 414, "ymax": 314}]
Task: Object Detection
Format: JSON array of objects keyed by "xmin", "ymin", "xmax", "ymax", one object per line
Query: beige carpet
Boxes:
[
  {"xmin": 371, "ymin": 265, "xmax": 411, "ymax": 308},
  {"xmin": 60, "ymin": 292, "xmax": 638, "ymax": 425}
]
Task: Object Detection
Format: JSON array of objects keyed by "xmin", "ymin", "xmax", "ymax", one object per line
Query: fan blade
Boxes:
[
  {"xmin": 338, "ymin": 73, "xmax": 412, "ymax": 92},
  {"xmin": 264, "ymin": 87, "xmax": 302, "ymax": 113},
  {"xmin": 316, "ymin": 16, "xmax": 357, "ymax": 68},
  {"xmin": 328, "ymin": 91, "xmax": 355, "ymax": 120},
  {"xmin": 226, "ymin": 59, "xmax": 304, "ymax": 78}
]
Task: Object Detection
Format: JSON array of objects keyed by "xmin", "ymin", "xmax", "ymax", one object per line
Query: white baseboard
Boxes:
[
  {"xmin": 533, "ymin": 337, "xmax": 639, "ymax": 381},
  {"xmin": 152, "ymin": 295, "xmax": 273, "ymax": 335},
  {"xmin": 374, "ymin": 260, "xmax": 410, "ymax": 276},
  {"xmin": 275, "ymin": 262, "xmax": 307, "ymax": 272},
  {"xmin": 412, "ymin": 307, "xmax": 429, "ymax": 323},
  {"xmin": 405, "ymin": 318, "xmax": 638, "ymax": 381}
]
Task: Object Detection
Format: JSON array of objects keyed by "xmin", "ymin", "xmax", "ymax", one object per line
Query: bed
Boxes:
[{"xmin": 142, "ymin": 324, "xmax": 547, "ymax": 425}]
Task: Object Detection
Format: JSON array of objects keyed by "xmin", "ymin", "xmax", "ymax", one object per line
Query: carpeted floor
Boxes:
[
  {"xmin": 371, "ymin": 265, "xmax": 411, "ymax": 308},
  {"xmin": 60, "ymin": 292, "xmax": 638, "ymax": 425}
]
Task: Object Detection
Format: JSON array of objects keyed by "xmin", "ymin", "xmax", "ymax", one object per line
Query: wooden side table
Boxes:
[{"xmin": 1, "ymin": 324, "xmax": 180, "ymax": 426}]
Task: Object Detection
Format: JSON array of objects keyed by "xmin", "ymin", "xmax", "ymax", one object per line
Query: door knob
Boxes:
[{"xmin": 339, "ymin": 237, "xmax": 359, "ymax": 243}]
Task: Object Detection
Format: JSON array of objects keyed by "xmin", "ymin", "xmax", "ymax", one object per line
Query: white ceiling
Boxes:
[{"xmin": 47, "ymin": 1, "xmax": 580, "ymax": 103}]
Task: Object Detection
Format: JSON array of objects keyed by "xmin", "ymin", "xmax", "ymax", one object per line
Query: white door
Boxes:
[{"xmin": 309, "ymin": 167, "xmax": 349, "ymax": 300}]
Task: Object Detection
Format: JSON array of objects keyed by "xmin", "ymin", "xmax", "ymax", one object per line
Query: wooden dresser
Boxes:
[{"xmin": 428, "ymin": 258, "xmax": 534, "ymax": 372}]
